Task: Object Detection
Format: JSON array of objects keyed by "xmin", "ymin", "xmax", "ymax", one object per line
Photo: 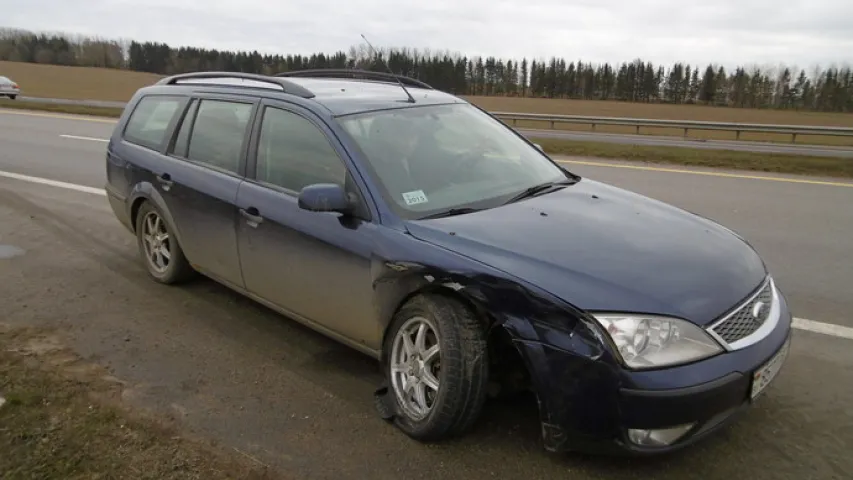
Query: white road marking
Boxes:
[
  {"xmin": 793, "ymin": 318, "xmax": 853, "ymax": 341},
  {"xmin": 0, "ymin": 169, "xmax": 106, "ymax": 196},
  {"xmin": 555, "ymin": 158, "xmax": 853, "ymax": 189},
  {"xmin": 60, "ymin": 134, "xmax": 109, "ymax": 143},
  {"xmin": 0, "ymin": 169, "xmax": 852, "ymax": 342}
]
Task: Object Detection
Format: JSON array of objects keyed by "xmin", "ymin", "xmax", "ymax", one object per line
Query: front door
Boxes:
[{"xmin": 235, "ymin": 101, "xmax": 379, "ymax": 350}]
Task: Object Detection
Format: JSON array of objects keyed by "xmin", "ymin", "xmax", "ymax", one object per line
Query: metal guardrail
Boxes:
[
  {"xmin": 14, "ymin": 96, "xmax": 128, "ymax": 109},
  {"xmin": 490, "ymin": 112, "xmax": 853, "ymax": 143},
  {"xmin": 6, "ymin": 96, "xmax": 853, "ymax": 144}
]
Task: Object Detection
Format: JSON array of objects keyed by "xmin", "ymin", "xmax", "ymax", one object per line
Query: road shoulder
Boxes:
[{"xmin": 0, "ymin": 324, "xmax": 277, "ymax": 479}]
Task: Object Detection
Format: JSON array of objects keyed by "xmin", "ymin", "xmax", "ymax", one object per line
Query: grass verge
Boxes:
[
  {"xmin": 533, "ymin": 137, "xmax": 853, "ymax": 179},
  {"xmin": 0, "ymin": 326, "xmax": 278, "ymax": 479},
  {"xmin": 0, "ymin": 99, "xmax": 122, "ymax": 118}
]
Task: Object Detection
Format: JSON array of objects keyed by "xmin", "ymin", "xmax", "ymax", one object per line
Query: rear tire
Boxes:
[
  {"xmin": 134, "ymin": 201, "xmax": 195, "ymax": 284},
  {"xmin": 9, "ymin": 95, "xmax": 16, "ymax": 100},
  {"xmin": 384, "ymin": 293, "xmax": 489, "ymax": 441}
]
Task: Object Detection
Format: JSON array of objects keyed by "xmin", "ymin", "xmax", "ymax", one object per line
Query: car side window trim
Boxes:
[
  {"xmin": 162, "ymin": 94, "xmax": 261, "ymax": 179},
  {"xmin": 244, "ymin": 100, "xmax": 375, "ymax": 221},
  {"xmin": 166, "ymin": 98, "xmax": 200, "ymax": 158},
  {"xmin": 121, "ymin": 94, "xmax": 189, "ymax": 153}
]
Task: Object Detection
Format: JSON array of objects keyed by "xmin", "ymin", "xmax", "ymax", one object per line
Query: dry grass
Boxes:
[
  {"xmin": 0, "ymin": 61, "xmax": 848, "ymax": 125},
  {"xmin": 0, "ymin": 325, "xmax": 280, "ymax": 480},
  {"xmin": 467, "ymin": 96, "xmax": 853, "ymax": 127},
  {"xmin": 1, "ymin": 60, "xmax": 851, "ymax": 145},
  {"xmin": 533, "ymin": 136, "xmax": 853, "ymax": 179},
  {"xmin": 0, "ymin": 61, "xmax": 162, "ymax": 102}
]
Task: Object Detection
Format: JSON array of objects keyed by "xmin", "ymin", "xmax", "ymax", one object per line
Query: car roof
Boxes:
[
  {"xmin": 284, "ymin": 77, "xmax": 465, "ymax": 116},
  {"xmin": 147, "ymin": 71, "xmax": 467, "ymax": 117}
]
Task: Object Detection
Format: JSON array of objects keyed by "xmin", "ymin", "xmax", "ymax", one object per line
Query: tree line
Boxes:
[{"xmin": 1, "ymin": 27, "xmax": 851, "ymax": 112}]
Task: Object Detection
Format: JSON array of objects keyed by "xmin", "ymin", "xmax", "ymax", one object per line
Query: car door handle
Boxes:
[
  {"xmin": 240, "ymin": 207, "xmax": 264, "ymax": 227},
  {"xmin": 156, "ymin": 173, "xmax": 173, "ymax": 190}
]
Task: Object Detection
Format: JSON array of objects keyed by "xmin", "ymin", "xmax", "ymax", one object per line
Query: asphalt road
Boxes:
[
  {"xmin": 0, "ymin": 110, "xmax": 114, "ymax": 187},
  {"xmin": 2, "ymin": 109, "xmax": 853, "ymax": 479}
]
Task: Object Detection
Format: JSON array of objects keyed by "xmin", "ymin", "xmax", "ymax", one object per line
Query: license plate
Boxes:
[{"xmin": 750, "ymin": 338, "xmax": 790, "ymax": 400}]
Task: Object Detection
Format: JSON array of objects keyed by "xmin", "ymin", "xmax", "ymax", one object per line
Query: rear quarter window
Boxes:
[{"xmin": 123, "ymin": 96, "xmax": 183, "ymax": 151}]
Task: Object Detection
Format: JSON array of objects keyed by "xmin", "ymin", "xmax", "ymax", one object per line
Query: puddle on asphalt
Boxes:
[{"xmin": 0, "ymin": 244, "xmax": 25, "ymax": 259}]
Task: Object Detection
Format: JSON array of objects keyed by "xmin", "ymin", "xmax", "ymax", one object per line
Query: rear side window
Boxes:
[
  {"xmin": 123, "ymin": 96, "xmax": 183, "ymax": 150},
  {"xmin": 186, "ymin": 99, "xmax": 253, "ymax": 174},
  {"xmin": 255, "ymin": 106, "xmax": 347, "ymax": 192}
]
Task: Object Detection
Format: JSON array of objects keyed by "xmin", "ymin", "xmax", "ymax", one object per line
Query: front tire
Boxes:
[
  {"xmin": 135, "ymin": 201, "xmax": 194, "ymax": 284},
  {"xmin": 384, "ymin": 293, "xmax": 489, "ymax": 441}
]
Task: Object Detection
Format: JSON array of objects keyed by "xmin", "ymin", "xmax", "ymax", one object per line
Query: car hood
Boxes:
[{"xmin": 404, "ymin": 178, "xmax": 767, "ymax": 326}]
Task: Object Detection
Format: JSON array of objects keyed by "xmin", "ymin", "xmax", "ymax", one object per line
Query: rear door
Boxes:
[
  {"xmin": 154, "ymin": 94, "xmax": 259, "ymax": 288},
  {"xmin": 110, "ymin": 93, "xmax": 187, "ymax": 208},
  {"xmin": 235, "ymin": 100, "xmax": 380, "ymax": 350}
]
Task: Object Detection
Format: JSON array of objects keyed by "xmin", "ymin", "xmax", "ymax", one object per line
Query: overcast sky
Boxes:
[{"xmin": 6, "ymin": 0, "xmax": 852, "ymax": 71}]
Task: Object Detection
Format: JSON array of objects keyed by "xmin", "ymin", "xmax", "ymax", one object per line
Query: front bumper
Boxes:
[
  {"xmin": 513, "ymin": 282, "xmax": 794, "ymax": 456},
  {"xmin": 614, "ymin": 331, "xmax": 791, "ymax": 455}
]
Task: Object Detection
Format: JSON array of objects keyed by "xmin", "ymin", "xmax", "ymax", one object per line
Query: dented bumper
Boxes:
[{"xmin": 506, "ymin": 294, "xmax": 793, "ymax": 456}]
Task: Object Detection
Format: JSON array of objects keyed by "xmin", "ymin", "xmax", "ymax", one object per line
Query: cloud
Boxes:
[{"xmin": 4, "ymin": 0, "xmax": 851, "ymax": 70}]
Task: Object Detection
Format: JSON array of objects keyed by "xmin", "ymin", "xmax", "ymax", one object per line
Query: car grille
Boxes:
[{"xmin": 711, "ymin": 279, "xmax": 774, "ymax": 345}]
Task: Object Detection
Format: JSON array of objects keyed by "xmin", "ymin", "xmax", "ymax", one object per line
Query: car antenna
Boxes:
[{"xmin": 360, "ymin": 33, "xmax": 416, "ymax": 103}]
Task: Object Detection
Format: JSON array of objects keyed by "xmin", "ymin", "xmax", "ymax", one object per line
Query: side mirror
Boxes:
[{"xmin": 298, "ymin": 183, "xmax": 354, "ymax": 215}]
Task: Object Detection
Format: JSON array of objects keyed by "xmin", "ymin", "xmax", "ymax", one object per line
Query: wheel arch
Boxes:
[
  {"xmin": 378, "ymin": 280, "xmax": 496, "ymax": 362},
  {"xmin": 376, "ymin": 271, "xmax": 537, "ymax": 401},
  {"xmin": 127, "ymin": 183, "xmax": 185, "ymax": 246}
]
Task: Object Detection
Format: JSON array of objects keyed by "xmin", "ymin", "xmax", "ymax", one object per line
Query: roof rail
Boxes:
[
  {"xmin": 274, "ymin": 69, "xmax": 433, "ymax": 90},
  {"xmin": 156, "ymin": 71, "xmax": 315, "ymax": 98}
]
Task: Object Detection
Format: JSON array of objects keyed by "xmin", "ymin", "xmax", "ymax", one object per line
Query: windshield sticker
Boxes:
[{"xmin": 402, "ymin": 190, "xmax": 429, "ymax": 206}]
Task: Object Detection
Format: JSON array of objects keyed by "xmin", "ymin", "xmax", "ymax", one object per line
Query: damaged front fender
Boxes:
[
  {"xmin": 491, "ymin": 302, "xmax": 622, "ymax": 453},
  {"xmin": 369, "ymin": 237, "xmax": 623, "ymax": 452}
]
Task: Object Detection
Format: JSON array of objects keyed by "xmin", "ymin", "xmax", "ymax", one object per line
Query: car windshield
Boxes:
[{"xmin": 338, "ymin": 103, "xmax": 573, "ymax": 220}]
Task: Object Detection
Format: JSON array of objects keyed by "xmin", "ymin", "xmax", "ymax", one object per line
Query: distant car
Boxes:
[
  {"xmin": 104, "ymin": 69, "xmax": 792, "ymax": 455},
  {"xmin": 0, "ymin": 76, "xmax": 20, "ymax": 99}
]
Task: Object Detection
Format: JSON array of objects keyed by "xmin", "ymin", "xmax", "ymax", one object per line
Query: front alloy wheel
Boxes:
[
  {"xmin": 384, "ymin": 294, "xmax": 489, "ymax": 441},
  {"xmin": 390, "ymin": 316, "xmax": 442, "ymax": 421}
]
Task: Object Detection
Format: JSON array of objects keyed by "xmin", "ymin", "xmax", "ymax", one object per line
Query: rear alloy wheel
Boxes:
[
  {"xmin": 384, "ymin": 294, "xmax": 489, "ymax": 441},
  {"xmin": 135, "ymin": 201, "xmax": 194, "ymax": 284}
]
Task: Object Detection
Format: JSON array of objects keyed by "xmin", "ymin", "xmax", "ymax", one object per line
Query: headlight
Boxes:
[{"xmin": 591, "ymin": 314, "xmax": 723, "ymax": 369}]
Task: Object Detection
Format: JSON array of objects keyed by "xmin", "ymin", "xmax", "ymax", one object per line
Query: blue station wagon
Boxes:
[{"xmin": 105, "ymin": 69, "xmax": 792, "ymax": 455}]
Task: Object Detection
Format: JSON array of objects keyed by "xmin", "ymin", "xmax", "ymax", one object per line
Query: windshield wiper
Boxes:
[
  {"xmin": 418, "ymin": 207, "xmax": 484, "ymax": 220},
  {"xmin": 502, "ymin": 178, "xmax": 578, "ymax": 205}
]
